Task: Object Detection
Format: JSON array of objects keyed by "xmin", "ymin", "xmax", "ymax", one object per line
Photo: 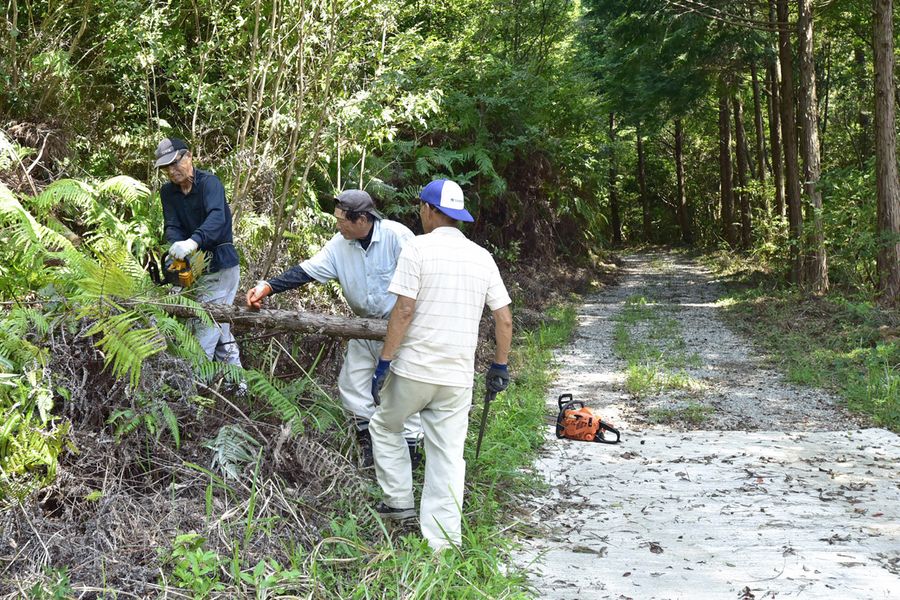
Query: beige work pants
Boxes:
[
  {"xmin": 337, "ymin": 339, "xmax": 421, "ymax": 438},
  {"xmin": 369, "ymin": 373, "xmax": 471, "ymax": 551}
]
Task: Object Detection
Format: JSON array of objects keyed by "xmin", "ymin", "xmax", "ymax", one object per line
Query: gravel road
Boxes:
[{"xmin": 511, "ymin": 252, "xmax": 900, "ymax": 599}]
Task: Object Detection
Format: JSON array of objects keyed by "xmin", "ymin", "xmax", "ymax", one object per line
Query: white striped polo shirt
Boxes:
[{"xmin": 388, "ymin": 226, "xmax": 512, "ymax": 387}]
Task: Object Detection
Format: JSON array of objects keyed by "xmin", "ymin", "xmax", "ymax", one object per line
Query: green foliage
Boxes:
[
  {"xmin": 204, "ymin": 425, "xmax": 260, "ymax": 480},
  {"xmin": 160, "ymin": 534, "xmax": 226, "ymax": 598},
  {"xmin": 613, "ymin": 295, "xmax": 704, "ymax": 398},
  {"xmin": 649, "ymin": 402, "xmax": 715, "ymax": 425},
  {"xmin": 0, "ymin": 371, "xmax": 71, "ymax": 503},
  {"xmin": 0, "ymin": 177, "xmax": 324, "ymax": 504},
  {"xmin": 819, "ymin": 163, "xmax": 879, "ymax": 294},
  {"xmin": 108, "ymin": 388, "xmax": 182, "ymax": 450},
  {"xmin": 27, "ymin": 566, "xmax": 73, "ymax": 600}
]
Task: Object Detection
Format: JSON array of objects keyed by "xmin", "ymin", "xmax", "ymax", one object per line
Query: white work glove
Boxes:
[
  {"xmin": 168, "ymin": 238, "xmax": 199, "ymax": 259},
  {"xmin": 246, "ymin": 280, "xmax": 272, "ymax": 310}
]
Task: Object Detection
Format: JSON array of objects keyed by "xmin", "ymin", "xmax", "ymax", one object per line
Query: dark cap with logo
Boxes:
[
  {"xmin": 334, "ymin": 189, "xmax": 383, "ymax": 219},
  {"xmin": 154, "ymin": 137, "xmax": 189, "ymax": 168}
]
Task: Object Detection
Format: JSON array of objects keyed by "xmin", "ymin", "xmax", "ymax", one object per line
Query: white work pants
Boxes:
[
  {"xmin": 338, "ymin": 339, "xmax": 421, "ymax": 438},
  {"xmin": 194, "ymin": 265, "xmax": 242, "ymax": 366},
  {"xmin": 369, "ymin": 373, "xmax": 471, "ymax": 551}
]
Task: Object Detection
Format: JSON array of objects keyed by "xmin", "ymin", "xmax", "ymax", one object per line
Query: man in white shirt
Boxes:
[
  {"xmin": 369, "ymin": 179, "xmax": 513, "ymax": 552},
  {"xmin": 246, "ymin": 190, "xmax": 423, "ymax": 468}
]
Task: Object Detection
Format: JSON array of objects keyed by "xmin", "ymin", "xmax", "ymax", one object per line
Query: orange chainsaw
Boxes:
[
  {"xmin": 555, "ymin": 393, "xmax": 621, "ymax": 444},
  {"xmin": 164, "ymin": 257, "xmax": 195, "ymax": 288},
  {"xmin": 164, "ymin": 252, "xmax": 206, "ymax": 289}
]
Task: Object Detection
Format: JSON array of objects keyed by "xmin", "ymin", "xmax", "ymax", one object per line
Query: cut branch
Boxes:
[{"xmin": 159, "ymin": 303, "xmax": 387, "ymax": 340}]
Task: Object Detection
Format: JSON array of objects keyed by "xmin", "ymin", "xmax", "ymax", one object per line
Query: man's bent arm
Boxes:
[
  {"xmin": 380, "ymin": 295, "xmax": 416, "ymax": 359},
  {"xmin": 492, "ymin": 305, "xmax": 513, "ymax": 365}
]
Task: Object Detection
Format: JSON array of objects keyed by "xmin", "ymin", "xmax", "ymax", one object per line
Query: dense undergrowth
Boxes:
[
  {"xmin": 702, "ymin": 251, "xmax": 900, "ymax": 432},
  {"xmin": 0, "ymin": 167, "xmax": 595, "ymax": 595},
  {"xmin": 5, "ymin": 292, "xmax": 583, "ymax": 598}
]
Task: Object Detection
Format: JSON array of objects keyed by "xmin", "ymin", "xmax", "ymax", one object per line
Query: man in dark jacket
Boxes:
[{"xmin": 155, "ymin": 137, "xmax": 242, "ymax": 368}]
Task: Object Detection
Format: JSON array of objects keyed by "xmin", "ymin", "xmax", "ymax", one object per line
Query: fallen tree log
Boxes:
[{"xmin": 159, "ymin": 303, "xmax": 387, "ymax": 340}]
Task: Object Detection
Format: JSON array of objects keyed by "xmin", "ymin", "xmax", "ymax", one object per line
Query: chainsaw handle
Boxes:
[
  {"xmin": 596, "ymin": 423, "xmax": 621, "ymax": 444},
  {"xmin": 557, "ymin": 393, "xmax": 574, "ymax": 410}
]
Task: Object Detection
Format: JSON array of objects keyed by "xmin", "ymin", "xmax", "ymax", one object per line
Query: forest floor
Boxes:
[{"xmin": 510, "ymin": 251, "xmax": 900, "ymax": 599}]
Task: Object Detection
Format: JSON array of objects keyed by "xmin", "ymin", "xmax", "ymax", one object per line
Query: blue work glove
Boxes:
[
  {"xmin": 371, "ymin": 358, "xmax": 392, "ymax": 406},
  {"xmin": 485, "ymin": 362, "xmax": 509, "ymax": 393}
]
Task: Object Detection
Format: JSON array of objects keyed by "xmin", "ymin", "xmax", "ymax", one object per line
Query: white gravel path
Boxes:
[{"xmin": 510, "ymin": 252, "xmax": 900, "ymax": 599}]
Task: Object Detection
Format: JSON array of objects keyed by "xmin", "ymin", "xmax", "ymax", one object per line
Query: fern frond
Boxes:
[
  {"xmin": 32, "ymin": 179, "xmax": 96, "ymax": 217},
  {"xmin": 204, "ymin": 424, "xmax": 260, "ymax": 480},
  {"xmin": 158, "ymin": 402, "xmax": 180, "ymax": 450},
  {"xmin": 431, "ymin": 148, "xmax": 463, "ymax": 171},
  {"xmin": 244, "ymin": 369, "xmax": 303, "ymax": 433},
  {"xmin": 152, "ymin": 313, "xmax": 207, "ymax": 361},
  {"xmin": 0, "ymin": 314, "xmax": 47, "ymax": 369},
  {"xmin": 0, "ymin": 183, "xmax": 76, "ymax": 253},
  {"xmin": 154, "ymin": 294, "xmax": 215, "ymax": 328},
  {"xmin": 74, "ymin": 250, "xmax": 139, "ymax": 300},
  {"xmin": 85, "ymin": 312, "xmax": 166, "ymax": 388},
  {"xmin": 96, "ymin": 176, "xmax": 151, "ymax": 207}
]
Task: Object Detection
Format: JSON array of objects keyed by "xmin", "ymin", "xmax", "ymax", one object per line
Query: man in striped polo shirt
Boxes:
[{"xmin": 369, "ymin": 179, "xmax": 513, "ymax": 552}]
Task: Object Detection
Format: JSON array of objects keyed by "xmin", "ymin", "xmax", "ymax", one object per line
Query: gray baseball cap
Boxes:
[
  {"xmin": 334, "ymin": 189, "xmax": 383, "ymax": 219},
  {"xmin": 154, "ymin": 137, "xmax": 189, "ymax": 168}
]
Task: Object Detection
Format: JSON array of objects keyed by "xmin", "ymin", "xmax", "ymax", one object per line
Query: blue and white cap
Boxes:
[{"xmin": 419, "ymin": 179, "xmax": 474, "ymax": 223}]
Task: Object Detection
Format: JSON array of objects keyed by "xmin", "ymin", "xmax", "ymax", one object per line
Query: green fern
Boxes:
[
  {"xmin": 97, "ymin": 175, "xmax": 151, "ymax": 207},
  {"xmin": 32, "ymin": 179, "xmax": 96, "ymax": 217},
  {"xmin": 0, "ymin": 376, "xmax": 70, "ymax": 504},
  {"xmin": 108, "ymin": 397, "xmax": 181, "ymax": 450},
  {"xmin": 204, "ymin": 425, "xmax": 260, "ymax": 480},
  {"xmin": 159, "ymin": 402, "xmax": 180, "ymax": 450},
  {"xmin": 0, "ymin": 182, "xmax": 77, "ymax": 253},
  {"xmin": 1, "ymin": 175, "xmax": 322, "ymax": 501},
  {"xmin": 84, "ymin": 312, "xmax": 166, "ymax": 388}
]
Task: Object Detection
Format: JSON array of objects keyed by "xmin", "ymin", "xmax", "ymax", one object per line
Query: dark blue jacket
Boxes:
[{"xmin": 161, "ymin": 168, "xmax": 239, "ymax": 273}]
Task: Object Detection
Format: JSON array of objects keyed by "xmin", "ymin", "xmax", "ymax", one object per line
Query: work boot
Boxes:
[
  {"xmin": 407, "ymin": 438, "xmax": 424, "ymax": 471},
  {"xmin": 356, "ymin": 428, "xmax": 374, "ymax": 469},
  {"xmin": 374, "ymin": 501, "xmax": 416, "ymax": 520}
]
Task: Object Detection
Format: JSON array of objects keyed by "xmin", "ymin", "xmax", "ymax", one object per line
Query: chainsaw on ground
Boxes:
[{"xmin": 555, "ymin": 393, "xmax": 621, "ymax": 444}]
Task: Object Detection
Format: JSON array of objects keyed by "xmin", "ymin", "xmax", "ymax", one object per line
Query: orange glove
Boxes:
[{"xmin": 246, "ymin": 281, "xmax": 272, "ymax": 310}]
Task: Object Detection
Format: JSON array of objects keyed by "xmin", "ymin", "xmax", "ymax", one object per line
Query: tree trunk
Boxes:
[
  {"xmin": 733, "ymin": 95, "xmax": 752, "ymax": 249},
  {"xmin": 719, "ymin": 92, "xmax": 737, "ymax": 247},
  {"xmin": 798, "ymin": 0, "xmax": 829, "ymax": 293},
  {"xmin": 767, "ymin": 63, "xmax": 785, "ymax": 218},
  {"xmin": 159, "ymin": 304, "xmax": 388, "ymax": 340},
  {"xmin": 674, "ymin": 118, "xmax": 692, "ymax": 244},
  {"xmin": 751, "ymin": 63, "xmax": 768, "ymax": 183},
  {"xmin": 10, "ymin": 0, "xmax": 18, "ymax": 89},
  {"xmin": 609, "ymin": 113, "xmax": 623, "ymax": 245},
  {"xmin": 874, "ymin": 0, "xmax": 900, "ymax": 305},
  {"xmin": 637, "ymin": 125, "xmax": 651, "ymax": 242},
  {"xmin": 820, "ymin": 40, "xmax": 832, "ymax": 160},
  {"xmin": 768, "ymin": 0, "xmax": 785, "ymax": 218},
  {"xmin": 777, "ymin": 0, "xmax": 804, "ymax": 284},
  {"xmin": 853, "ymin": 46, "xmax": 873, "ymax": 168}
]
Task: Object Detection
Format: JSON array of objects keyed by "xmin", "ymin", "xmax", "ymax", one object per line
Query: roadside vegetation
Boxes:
[
  {"xmin": 1, "ymin": 177, "xmax": 585, "ymax": 597},
  {"xmin": 704, "ymin": 252, "xmax": 900, "ymax": 433}
]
